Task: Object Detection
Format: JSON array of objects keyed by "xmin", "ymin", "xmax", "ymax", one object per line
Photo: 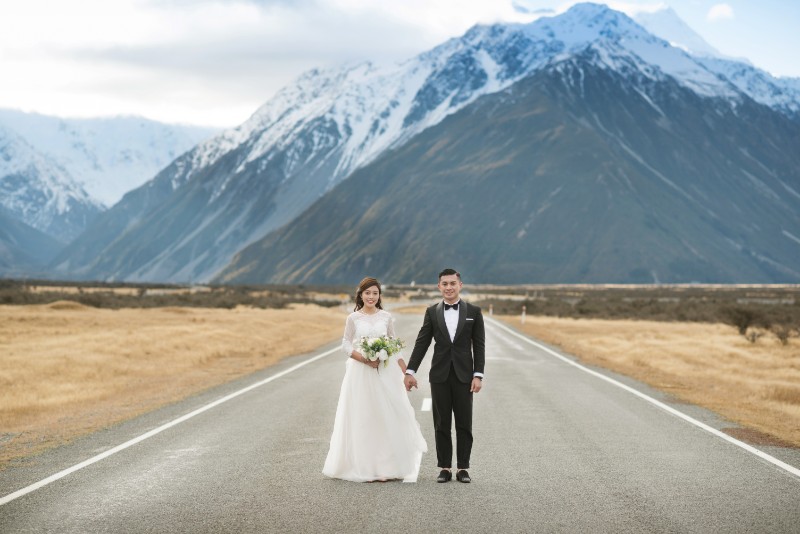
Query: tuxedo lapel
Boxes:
[
  {"xmin": 435, "ymin": 301, "xmax": 449, "ymax": 341},
  {"xmin": 453, "ymin": 301, "xmax": 467, "ymax": 342}
]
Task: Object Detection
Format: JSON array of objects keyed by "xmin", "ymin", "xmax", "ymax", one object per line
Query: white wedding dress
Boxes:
[{"xmin": 323, "ymin": 309, "xmax": 427, "ymax": 482}]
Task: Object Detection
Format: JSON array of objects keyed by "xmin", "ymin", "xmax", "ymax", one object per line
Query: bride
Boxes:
[{"xmin": 323, "ymin": 277, "xmax": 427, "ymax": 482}]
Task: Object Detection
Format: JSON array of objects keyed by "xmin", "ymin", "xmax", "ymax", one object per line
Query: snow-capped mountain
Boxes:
[
  {"xmin": 53, "ymin": 2, "xmax": 800, "ymax": 283},
  {"xmin": 0, "ymin": 125, "xmax": 104, "ymax": 244},
  {"xmin": 696, "ymin": 56, "xmax": 800, "ymax": 119},
  {"xmin": 195, "ymin": 1, "xmax": 749, "ymax": 183},
  {"xmin": 632, "ymin": 6, "xmax": 722, "ymax": 58},
  {"xmin": 217, "ymin": 51, "xmax": 800, "ymax": 284},
  {"xmin": 0, "ymin": 110, "xmax": 217, "ymax": 206},
  {"xmin": 630, "ymin": 6, "xmax": 800, "ymax": 119}
]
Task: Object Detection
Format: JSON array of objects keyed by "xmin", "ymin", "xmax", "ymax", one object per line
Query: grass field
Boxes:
[
  {"xmin": 0, "ymin": 302, "xmax": 345, "ymax": 467},
  {"xmin": 500, "ymin": 315, "xmax": 800, "ymax": 447},
  {"xmin": 2, "ymin": 282, "xmax": 797, "ymax": 469}
]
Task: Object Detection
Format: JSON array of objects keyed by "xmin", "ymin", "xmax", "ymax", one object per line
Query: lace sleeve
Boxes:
[
  {"xmin": 387, "ymin": 313, "xmax": 405, "ymax": 369},
  {"xmin": 342, "ymin": 314, "xmax": 356, "ymax": 357},
  {"xmin": 387, "ymin": 312, "xmax": 396, "ymax": 338}
]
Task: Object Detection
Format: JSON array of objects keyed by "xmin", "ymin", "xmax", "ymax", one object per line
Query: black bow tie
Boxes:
[{"xmin": 444, "ymin": 302, "xmax": 459, "ymax": 311}]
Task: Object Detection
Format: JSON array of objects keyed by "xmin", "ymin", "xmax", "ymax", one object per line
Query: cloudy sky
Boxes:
[{"xmin": 1, "ymin": 0, "xmax": 797, "ymax": 127}]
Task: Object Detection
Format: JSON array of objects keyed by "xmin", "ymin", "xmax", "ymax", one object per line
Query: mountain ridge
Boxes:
[
  {"xmin": 0, "ymin": 109, "xmax": 218, "ymax": 206},
  {"xmin": 216, "ymin": 51, "xmax": 800, "ymax": 284},
  {"xmin": 48, "ymin": 2, "xmax": 800, "ymax": 283},
  {"xmin": 0, "ymin": 205, "xmax": 62, "ymax": 275},
  {"xmin": 0, "ymin": 125, "xmax": 104, "ymax": 244}
]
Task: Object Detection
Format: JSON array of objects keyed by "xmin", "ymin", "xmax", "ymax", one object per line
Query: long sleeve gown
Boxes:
[{"xmin": 322, "ymin": 309, "xmax": 427, "ymax": 482}]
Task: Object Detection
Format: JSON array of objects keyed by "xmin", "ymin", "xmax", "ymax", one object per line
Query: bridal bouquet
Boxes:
[{"xmin": 359, "ymin": 335, "xmax": 405, "ymax": 369}]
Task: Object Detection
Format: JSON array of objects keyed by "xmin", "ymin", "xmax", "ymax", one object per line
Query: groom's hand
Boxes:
[
  {"xmin": 404, "ymin": 374, "xmax": 418, "ymax": 391},
  {"xmin": 470, "ymin": 377, "xmax": 483, "ymax": 393}
]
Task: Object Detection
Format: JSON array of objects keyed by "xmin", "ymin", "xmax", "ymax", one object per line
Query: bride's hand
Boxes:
[{"xmin": 365, "ymin": 358, "xmax": 380, "ymax": 369}]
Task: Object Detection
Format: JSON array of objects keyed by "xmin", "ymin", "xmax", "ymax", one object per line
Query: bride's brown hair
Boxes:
[{"xmin": 354, "ymin": 277, "xmax": 383, "ymax": 312}]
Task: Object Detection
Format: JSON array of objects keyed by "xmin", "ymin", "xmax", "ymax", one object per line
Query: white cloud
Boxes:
[
  {"xmin": 707, "ymin": 3, "xmax": 734, "ymax": 21},
  {"xmin": 0, "ymin": 0, "xmax": 545, "ymax": 126},
  {"xmin": 511, "ymin": 0, "xmax": 555, "ymax": 15},
  {"xmin": 0, "ymin": 0, "xmax": 432, "ymax": 126},
  {"xmin": 2, "ymin": 0, "xmax": 795, "ymax": 127}
]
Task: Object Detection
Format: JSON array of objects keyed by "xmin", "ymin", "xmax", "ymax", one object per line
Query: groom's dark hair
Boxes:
[{"xmin": 438, "ymin": 268, "xmax": 461, "ymax": 281}]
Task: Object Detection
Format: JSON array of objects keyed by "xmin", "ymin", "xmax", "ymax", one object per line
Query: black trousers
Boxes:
[{"xmin": 430, "ymin": 364, "xmax": 473, "ymax": 469}]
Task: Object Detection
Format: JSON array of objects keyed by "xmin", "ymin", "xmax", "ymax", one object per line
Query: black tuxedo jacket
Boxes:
[{"xmin": 407, "ymin": 301, "xmax": 486, "ymax": 384}]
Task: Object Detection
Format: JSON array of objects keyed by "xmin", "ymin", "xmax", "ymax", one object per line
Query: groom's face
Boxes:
[{"xmin": 438, "ymin": 274, "xmax": 462, "ymax": 303}]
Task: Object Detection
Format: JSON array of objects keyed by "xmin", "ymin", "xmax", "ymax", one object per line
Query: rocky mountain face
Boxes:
[
  {"xmin": 0, "ymin": 112, "xmax": 216, "ymax": 274},
  {"xmin": 0, "ymin": 109, "xmax": 217, "ymax": 206},
  {"xmin": 0, "ymin": 205, "xmax": 62, "ymax": 276},
  {"xmin": 0, "ymin": 126, "xmax": 104, "ymax": 245},
  {"xmin": 49, "ymin": 3, "xmax": 800, "ymax": 284},
  {"xmin": 217, "ymin": 52, "xmax": 800, "ymax": 284}
]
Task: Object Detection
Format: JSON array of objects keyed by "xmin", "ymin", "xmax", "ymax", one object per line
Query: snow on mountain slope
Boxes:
[
  {"xmin": 0, "ymin": 125, "xmax": 104, "ymax": 243},
  {"xmin": 188, "ymin": 2, "xmax": 796, "ymax": 195},
  {"xmin": 0, "ymin": 110, "xmax": 217, "ymax": 206},
  {"xmin": 696, "ymin": 57, "xmax": 800, "ymax": 118},
  {"xmin": 632, "ymin": 6, "xmax": 721, "ymax": 57},
  {"xmin": 53, "ymin": 2, "xmax": 800, "ymax": 283},
  {"xmin": 630, "ymin": 6, "xmax": 800, "ymax": 118}
]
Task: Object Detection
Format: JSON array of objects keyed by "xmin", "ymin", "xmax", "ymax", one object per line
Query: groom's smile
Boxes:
[{"xmin": 438, "ymin": 274, "xmax": 462, "ymax": 304}]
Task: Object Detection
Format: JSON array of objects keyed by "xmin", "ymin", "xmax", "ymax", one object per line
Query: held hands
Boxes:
[
  {"xmin": 470, "ymin": 377, "xmax": 483, "ymax": 393},
  {"xmin": 402, "ymin": 374, "xmax": 480, "ymax": 391},
  {"xmin": 404, "ymin": 374, "xmax": 418, "ymax": 391}
]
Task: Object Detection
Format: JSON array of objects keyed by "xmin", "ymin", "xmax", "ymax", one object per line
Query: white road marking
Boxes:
[
  {"xmin": 0, "ymin": 346, "xmax": 341, "ymax": 507},
  {"xmin": 402, "ymin": 399, "xmax": 432, "ymax": 483},
  {"xmin": 487, "ymin": 317, "xmax": 800, "ymax": 480},
  {"xmin": 485, "ymin": 322, "xmax": 523, "ymax": 351},
  {"xmin": 403, "ymin": 397, "xmax": 431, "ymax": 482},
  {"xmin": 403, "ymin": 451, "xmax": 423, "ymax": 483},
  {"xmin": 504, "ymin": 340, "xmax": 524, "ymax": 351}
]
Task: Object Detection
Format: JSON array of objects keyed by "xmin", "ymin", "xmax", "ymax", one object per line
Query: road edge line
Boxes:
[
  {"xmin": 487, "ymin": 317, "xmax": 800, "ymax": 480},
  {"xmin": 0, "ymin": 346, "xmax": 340, "ymax": 506}
]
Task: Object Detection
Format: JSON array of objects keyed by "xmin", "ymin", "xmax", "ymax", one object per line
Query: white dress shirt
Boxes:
[{"xmin": 443, "ymin": 300, "xmax": 460, "ymax": 342}]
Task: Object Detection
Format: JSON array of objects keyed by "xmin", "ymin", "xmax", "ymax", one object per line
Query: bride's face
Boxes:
[{"xmin": 361, "ymin": 286, "xmax": 380, "ymax": 309}]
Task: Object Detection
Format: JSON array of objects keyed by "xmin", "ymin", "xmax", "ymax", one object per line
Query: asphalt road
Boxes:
[{"xmin": 1, "ymin": 313, "xmax": 799, "ymax": 533}]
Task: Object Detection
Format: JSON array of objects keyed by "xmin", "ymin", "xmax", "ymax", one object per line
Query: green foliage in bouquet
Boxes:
[{"xmin": 359, "ymin": 335, "xmax": 405, "ymax": 367}]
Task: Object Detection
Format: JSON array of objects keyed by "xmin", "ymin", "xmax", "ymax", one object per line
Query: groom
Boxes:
[{"xmin": 404, "ymin": 268, "xmax": 485, "ymax": 483}]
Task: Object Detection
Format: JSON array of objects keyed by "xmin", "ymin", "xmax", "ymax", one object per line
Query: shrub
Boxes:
[
  {"xmin": 721, "ymin": 306, "xmax": 761, "ymax": 335},
  {"xmin": 0, "ymin": 280, "xmax": 343, "ymax": 310},
  {"xmin": 772, "ymin": 325, "xmax": 794, "ymax": 346},
  {"xmin": 745, "ymin": 329, "xmax": 764, "ymax": 344}
]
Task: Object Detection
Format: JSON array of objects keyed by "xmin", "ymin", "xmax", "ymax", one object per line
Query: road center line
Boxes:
[
  {"xmin": 421, "ymin": 398, "xmax": 432, "ymax": 411},
  {"xmin": 0, "ymin": 346, "xmax": 340, "ymax": 507},
  {"xmin": 403, "ymin": 451, "xmax": 423, "ymax": 483},
  {"xmin": 487, "ymin": 317, "xmax": 800, "ymax": 480}
]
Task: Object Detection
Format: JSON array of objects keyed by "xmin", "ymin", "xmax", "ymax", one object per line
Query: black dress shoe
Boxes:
[
  {"xmin": 456, "ymin": 470, "xmax": 471, "ymax": 483},
  {"xmin": 436, "ymin": 470, "xmax": 452, "ymax": 483}
]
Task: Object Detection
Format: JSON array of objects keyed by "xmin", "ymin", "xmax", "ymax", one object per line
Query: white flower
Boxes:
[{"xmin": 377, "ymin": 349, "xmax": 388, "ymax": 361}]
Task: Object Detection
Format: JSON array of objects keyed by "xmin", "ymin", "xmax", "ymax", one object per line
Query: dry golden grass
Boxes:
[
  {"xmin": 393, "ymin": 304, "xmax": 431, "ymax": 314},
  {"xmin": 500, "ymin": 316, "xmax": 800, "ymax": 447},
  {"xmin": 0, "ymin": 303, "xmax": 344, "ymax": 466}
]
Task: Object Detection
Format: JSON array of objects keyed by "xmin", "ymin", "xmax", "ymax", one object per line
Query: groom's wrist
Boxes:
[{"xmin": 405, "ymin": 369, "xmax": 416, "ymax": 376}]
